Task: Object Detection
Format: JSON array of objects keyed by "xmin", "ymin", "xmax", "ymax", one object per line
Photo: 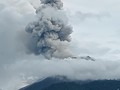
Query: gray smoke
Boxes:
[{"xmin": 25, "ymin": 0, "xmax": 73, "ymax": 59}]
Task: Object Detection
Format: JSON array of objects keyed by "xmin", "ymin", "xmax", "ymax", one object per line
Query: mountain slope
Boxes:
[
  {"xmin": 20, "ymin": 76, "xmax": 71, "ymax": 90},
  {"xmin": 43, "ymin": 80, "xmax": 120, "ymax": 90},
  {"xmin": 20, "ymin": 76, "xmax": 120, "ymax": 90}
]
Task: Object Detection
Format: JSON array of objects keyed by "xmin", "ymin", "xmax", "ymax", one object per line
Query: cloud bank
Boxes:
[
  {"xmin": 1, "ymin": 59, "xmax": 120, "ymax": 90},
  {"xmin": 0, "ymin": 0, "xmax": 120, "ymax": 90}
]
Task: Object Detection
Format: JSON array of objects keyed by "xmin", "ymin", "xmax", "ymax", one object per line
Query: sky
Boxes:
[
  {"xmin": 63, "ymin": 0, "xmax": 120, "ymax": 60},
  {"xmin": 0, "ymin": 0, "xmax": 120, "ymax": 90}
]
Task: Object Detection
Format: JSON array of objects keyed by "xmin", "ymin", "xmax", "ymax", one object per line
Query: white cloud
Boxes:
[
  {"xmin": 0, "ymin": 0, "xmax": 120, "ymax": 90},
  {"xmin": 1, "ymin": 58, "xmax": 120, "ymax": 90},
  {"xmin": 0, "ymin": 0, "xmax": 36, "ymax": 64}
]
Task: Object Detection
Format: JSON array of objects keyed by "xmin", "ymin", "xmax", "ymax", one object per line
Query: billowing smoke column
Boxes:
[{"xmin": 25, "ymin": 0, "xmax": 73, "ymax": 59}]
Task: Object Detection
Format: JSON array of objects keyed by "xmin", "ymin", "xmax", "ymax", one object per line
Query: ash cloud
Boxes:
[
  {"xmin": 40, "ymin": 0, "xmax": 63, "ymax": 9},
  {"xmin": 25, "ymin": 0, "xmax": 73, "ymax": 59},
  {"xmin": 1, "ymin": 0, "xmax": 120, "ymax": 90}
]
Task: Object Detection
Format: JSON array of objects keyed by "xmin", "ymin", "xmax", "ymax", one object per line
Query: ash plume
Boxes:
[{"xmin": 25, "ymin": 0, "xmax": 73, "ymax": 59}]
